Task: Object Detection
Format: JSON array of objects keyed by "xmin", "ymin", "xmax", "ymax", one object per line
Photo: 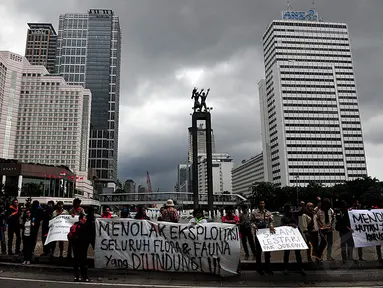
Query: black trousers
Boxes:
[
  {"xmin": 254, "ymin": 235, "xmax": 271, "ymax": 271},
  {"xmin": 73, "ymin": 245, "xmax": 88, "ymax": 279},
  {"xmin": 340, "ymin": 232, "xmax": 354, "ymax": 261},
  {"xmin": 283, "ymin": 250, "xmax": 303, "ymax": 269},
  {"xmin": 8, "ymin": 225, "xmax": 21, "ymax": 254},
  {"xmin": 240, "ymin": 227, "xmax": 256, "ymax": 256},
  {"xmin": 23, "ymin": 236, "xmax": 33, "ymax": 261}
]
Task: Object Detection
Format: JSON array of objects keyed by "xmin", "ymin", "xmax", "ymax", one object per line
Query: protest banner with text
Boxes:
[
  {"xmin": 256, "ymin": 226, "xmax": 308, "ymax": 252},
  {"xmin": 94, "ymin": 219, "xmax": 240, "ymax": 277},
  {"xmin": 348, "ymin": 209, "xmax": 383, "ymax": 248},
  {"xmin": 45, "ymin": 215, "xmax": 79, "ymax": 245}
]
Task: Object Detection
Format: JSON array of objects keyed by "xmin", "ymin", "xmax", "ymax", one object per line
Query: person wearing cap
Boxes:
[{"xmin": 162, "ymin": 199, "xmax": 179, "ymax": 223}]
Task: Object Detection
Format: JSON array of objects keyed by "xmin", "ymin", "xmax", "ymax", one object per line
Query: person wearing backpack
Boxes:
[{"xmin": 68, "ymin": 213, "xmax": 89, "ymax": 282}]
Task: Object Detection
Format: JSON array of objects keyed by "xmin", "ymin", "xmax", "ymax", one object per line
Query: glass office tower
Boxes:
[{"xmin": 55, "ymin": 9, "xmax": 121, "ymax": 184}]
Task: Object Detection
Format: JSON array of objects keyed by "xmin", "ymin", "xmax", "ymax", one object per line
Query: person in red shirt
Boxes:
[
  {"xmin": 222, "ymin": 206, "xmax": 240, "ymax": 224},
  {"xmin": 101, "ymin": 207, "xmax": 113, "ymax": 218}
]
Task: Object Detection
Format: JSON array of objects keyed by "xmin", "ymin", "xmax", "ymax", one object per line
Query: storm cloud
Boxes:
[{"xmin": 1, "ymin": 0, "xmax": 382, "ymax": 190}]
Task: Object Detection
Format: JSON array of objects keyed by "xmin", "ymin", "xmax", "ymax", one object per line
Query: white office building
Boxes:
[
  {"xmin": 0, "ymin": 52, "xmax": 25, "ymax": 159},
  {"xmin": 198, "ymin": 153, "xmax": 233, "ymax": 194},
  {"xmin": 16, "ymin": 62, "xmax": 91, "ymax": 175},
  {"xmin": 259, "ymin": 10, "xmax": 367, "ymax": 187},
  {"xmin": 188, "ymin": 124, "xmax": 216, "ymax": 163},
  {"xmin": 232, "ymin": 153, "xmax": 264, "ymax": 197}
]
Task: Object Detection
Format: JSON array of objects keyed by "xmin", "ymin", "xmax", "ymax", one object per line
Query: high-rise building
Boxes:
[
  {"xmin": 55, "ymin": 9, "xmax": 121, "ymax": 184},
  {"xmin": 0, "ymin": 51, "xmax": 94, "ymax": 199},
  {"xmin": 232, "ymin": 153, "xmax": 264, "ymax": 197},
  {"xmin": 177, "ymin": 163, "xmax": 191, "ymax": 192},
  {"xmin": 124, "ymin": 179, "xmax": 136, "ymax": 193},
  {"xmin": 0, "ymin": 52, "xmax": 25, "ymax": 159},
  {"xmin": 15, "ymin": 57, "xmax": 91, "ymax": 175},
  {"xmin": 259, "ymin": 9, "xmax": 367, "ymax": 187},
  {"xmin": 188, "ymin": 124, "xmax": 216, "ymax": 163},
  {"xmin": 25, "ymin": 23, "xmax": 57, "ymax": 74},
  {"xmin": 198, "ymin": 153, "xmax": 233, "ymax": 194}
]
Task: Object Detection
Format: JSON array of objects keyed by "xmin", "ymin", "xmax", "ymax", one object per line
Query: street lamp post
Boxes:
[{"xmin": 295, "ymin": 175, "xmax": 299, "ymax": 207}]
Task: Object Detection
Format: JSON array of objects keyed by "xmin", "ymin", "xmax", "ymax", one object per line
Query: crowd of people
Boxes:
[
  {"xmin": 222, "ymin": 198, "xmax": 383, "ymax": 276},
  {"xmin": 0, "ymin": 196, "xmax": 382, "ymax": 281}
]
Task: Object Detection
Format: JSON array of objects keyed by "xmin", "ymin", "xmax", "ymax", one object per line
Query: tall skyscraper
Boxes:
[
  {"xmin": 0, "ymin": 52, "xmax": 25, "ymax": 159},
  {"xmin": 55, "ymin": 9, "xmax": 121, "ymax": 184},
  {"xmin": 188, "ymin": 124, "xmax": 216, "ymax": 163},
  {"xmin": 25, "ymin": 23, "xmax": 57, "ymax": 74},
  {"xmin": 259, "ymin": 9, "xmax": 367, "ymax": 187}
]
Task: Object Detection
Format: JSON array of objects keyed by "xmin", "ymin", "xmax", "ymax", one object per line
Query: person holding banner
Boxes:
[
  {"xmin": 67, "ymin": 198, "xmax": 85, "ymax": 259},
  {"xmin": 52, "ymin": 201, "xmax": 69, "ymax": 258},
  {"xmin": 189, "ymin": 208, "xmax": 207, "ymax": 225},
  {"xmin": 221, "ymin": 206, "xmax": 240, "ymax": 224},
  {"xmin": 251, "ymin": 200, "xmax": 275, "ymax": 275},
  {"xmin": 134, "ymin": 205, "xmax": 150, "ymax": 220},
  {"xmin": 281, "ymin": 204, "xmax": 305, "ymax": 275}
]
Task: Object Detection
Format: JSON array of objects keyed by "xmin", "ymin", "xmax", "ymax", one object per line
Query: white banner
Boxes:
[
  {"xmin": 256, "ymin": 226, "xmax": 308, "ymax": 252},
  {"xmin": 348, "ymin": 209, "xmax": 383, "ymax": 248},
  {"xmin": 95, "ymin": 219, "xmax": 240, "ymax": 277},
  {"xmin": 44, "ymin": 215, "xmax": 79, "ymax": 245}
]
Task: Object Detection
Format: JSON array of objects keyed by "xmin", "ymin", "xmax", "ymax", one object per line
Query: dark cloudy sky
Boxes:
[{"xmin": 1, "ymin": 0, "xmax": 382, "ymax": 190}]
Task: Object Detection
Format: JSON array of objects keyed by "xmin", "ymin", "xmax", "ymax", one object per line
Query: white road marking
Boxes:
[{"xmin": 0, "ymin": 276, "xmax": 380, "ymax": 288}]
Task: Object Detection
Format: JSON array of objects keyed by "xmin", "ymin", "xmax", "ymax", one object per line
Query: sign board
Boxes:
[
  {"xmin": 256, "ymin": 226, "xmax": 308, "ymax": 252},
  {"xmin": 282, "ymin": 9, "xmax": 323, "ymax": 22},
  {"xmin": 348, "ymin": 209, "xmax": 383, "ymax": 248},
  {"xmin": 44, "ymin": 215, "xmax": 79, "ymax": 245},
  {"xmin": 95, "ymin": 219, "xmax": 240, "ymax": 277}
]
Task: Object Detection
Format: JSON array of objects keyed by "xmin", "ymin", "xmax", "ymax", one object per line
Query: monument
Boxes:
[{"xmin": 190, "ymin": 88, "xmax": 213, "ymax": 214}]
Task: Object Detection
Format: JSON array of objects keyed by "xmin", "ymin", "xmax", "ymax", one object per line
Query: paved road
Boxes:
[{"xmin": 0, "ymin": 266, "xmax": 382, "ymax": 287}]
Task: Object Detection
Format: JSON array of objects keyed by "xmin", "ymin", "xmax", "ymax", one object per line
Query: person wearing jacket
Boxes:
[
  {"xmin": 0, "ymin": 204, "xmax": 7, "ymax": 255},
  {"xmin": 101, "ymin": 207, "xmax": 113, "ymax": 218},
  {"xmin": 7, "ymin": 199, "xmax": 21, "ymax": 255},
  {"xmin": 67, "ymin": 198, "xmax": 84, "ymax": 259},
  {"xmin": 41, "ymin": 200, "xmax": 55, "ymax": 256},
  {"xmin": 21, "ymin": 209, "xmax": 34, "ymax": 265},
  {"xmin": 134, "ymin": 206, "xmax": 150, "ymax": 220},
  {"xmin": 239, "ymin": 205, "xmax": 256, "ymax": 260},
  {"xmin": 251, "ymin": 200, "xmax": 275, "ymax": 275},
  {"xmin": 281, "ymin": 204, "xmax": 305, "ymax": 275},
  {"xmin": 335, "ymin": 200, "xmax": 354, "ymax": 263},
  {"xmin": 70, "ymin": 214, "xmax": 89, "ymax": 282},
  {"xmin": 30, "ymin": 200, "xmax": 43, "ymax": 253}
]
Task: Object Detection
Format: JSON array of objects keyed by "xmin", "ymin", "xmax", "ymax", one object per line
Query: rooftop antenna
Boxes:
[{"xmin": 287, "ymin": 1, "xmax": 292, "ymax": 10}]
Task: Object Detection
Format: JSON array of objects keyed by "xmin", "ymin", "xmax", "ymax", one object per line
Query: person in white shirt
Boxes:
[
  {"xmin": 188, "ymin": 208, "xmax": 207, "ymax": 226},
  {"xmin": 21, "ymin": 209, "xmax": 34, "ymax": 265}
]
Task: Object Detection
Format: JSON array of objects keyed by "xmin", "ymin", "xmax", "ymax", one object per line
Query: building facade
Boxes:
[
  {"xmin": 55, "ymin": 9, "xmax": 121, "ymax": 184},
  {"xmin": 188, "ymin": 124, "xmax": 216, "ymax": 163},
  {"xmin": 124, "ymin": 179, "xmax": 136, "ymax": 193},
  {"xmin": 0, "ymin": 52, "xmax": 25, "ymax": 160},
  {"xmin": 25, "ymin": 23, "xmax": 57, "ymax": 74},
  {"xmin": 198, "ymin": 153, "xmax": 233, "ymax": 194},
  {"xmin": 232, "ymin": 153, "xmax": 264, "ymax": 197},
  {"xmin": 259, "ymin": 10, "xmax": 367, "ymax": 187},
  {"xmin": 15, "ymin": 62, "xmax": 91, "ymax": 176},
  {"xmin": 176, "ymin": 163, "xmax": 191, "ymax": 192}
]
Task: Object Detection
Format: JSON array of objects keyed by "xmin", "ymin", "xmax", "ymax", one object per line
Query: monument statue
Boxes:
[{"xmin": 191, "ymin": 87, "xmax": 210, "ymax": 113}]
